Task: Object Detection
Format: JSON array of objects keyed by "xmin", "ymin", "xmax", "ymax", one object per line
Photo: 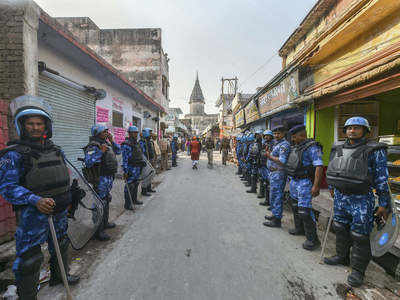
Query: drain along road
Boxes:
[{"xmin": 74, "ymin": 152, "xmax": 347, "ymax": 300}]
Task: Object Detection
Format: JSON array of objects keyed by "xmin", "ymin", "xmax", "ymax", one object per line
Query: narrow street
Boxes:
[{"xmin": 72, "ymin": 153, "xmax": 346, "ymax": 300}]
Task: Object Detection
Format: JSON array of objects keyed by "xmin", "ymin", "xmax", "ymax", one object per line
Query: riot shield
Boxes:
[
  {"xmin": 371, "ymin": 186, "xmax": 400, "ymax": 257},
  {"xmin": 139, "ymin": 153, "xmax": 156, "ymax": 184},
  {"xmin": 65, "ymin": 158, "xmax": 104, "ymax": 250}
]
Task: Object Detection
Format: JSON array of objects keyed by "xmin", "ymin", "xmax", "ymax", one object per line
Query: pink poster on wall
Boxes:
[
  {"xmin": 113, "ymin": 127, "xmax": 126, "ymax": 145},
  {"xmin": 96, "ymin": 107, "xmax": 109, "ymax": 123}
]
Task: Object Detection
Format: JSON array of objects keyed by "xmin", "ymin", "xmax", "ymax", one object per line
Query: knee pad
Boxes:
[
  {"xmin": 18, "ymin": 246, "xmax": 44, "ymax": 276},
  {"xmin": 298, "ymin": 207, "xmax": 311, "ymax": 220},
  {"xmin": 290, "ymin": 197, "xmax": 299, "ymax": 208},
  {"xmin": 350, "ymin": 231, "xmax": 370, "ymax": 243},
  {"xmin": 333, "ymin": 222, "xmax": 350, "ymax": 234}
]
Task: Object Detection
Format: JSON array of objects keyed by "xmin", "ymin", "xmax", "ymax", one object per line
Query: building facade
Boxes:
[
  {"xmin": 0, "ymin": 0, "xmax": 164, "ymax": 242},
  {"xmin": 56, "ymin": 17, "xmax": 170, "ymax": 114}
]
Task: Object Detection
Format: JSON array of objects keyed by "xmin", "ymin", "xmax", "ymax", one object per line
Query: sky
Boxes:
[{"xmin": 35, "ymin": 0, "xmax": 317, "ymax": 114}]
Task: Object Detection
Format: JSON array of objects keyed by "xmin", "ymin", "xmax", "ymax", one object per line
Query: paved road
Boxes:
[{"xmin": 74, "ymin": 152, "xmax": 346, "ymax": 300}]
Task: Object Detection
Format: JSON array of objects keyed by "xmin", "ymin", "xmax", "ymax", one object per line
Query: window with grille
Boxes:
[{"xmin": 112, "ymin": 110, "xmax": 123, "ymax": 128}]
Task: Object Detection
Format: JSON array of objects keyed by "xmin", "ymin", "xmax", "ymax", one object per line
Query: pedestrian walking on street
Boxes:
[
  {"xmin": 286, "ymin": 125, "xmax": 323, "ymax": 251},
  {"xmin": 186, "ymin": 139, "xmax": 191, "ymax": 156},
  {"xmin": 324, "ymin": 117, "xmax": 390, "ymax": 287},
  {"xmin": 122, "ymin": 126, "xmax": 144, "ymax": 209},
  {"xmin": 171, "ymin": 134, "xmax": 178, "ymax": 167},
  {"xmin": 190, "ymin": 136, "xmax": 201, "ymax": 169},
  {"xmin": 263, "ymin": 125, "xmax": 290, "ymax": 228},
  {"xmin": 220, "ymin": 136, "xmax": 231, "ymax": 165},
  {"xmin": 84, "ymin": 124, "xmax": 121, "ymax": 241},
  {"xmin": 205, "ymin": 135, "xmax": 215, "ymax": 168},
  {"xmin": 0, "ymin": 95, "xmax": 80, "ymax": 299}
]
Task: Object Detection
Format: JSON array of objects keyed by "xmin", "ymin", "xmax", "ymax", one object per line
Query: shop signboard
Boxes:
[
  {"xmin": 245, "ymin": 100, "xmax": 260, "ymax": 123},
  {"xmin": 286, "ymin": 69, "xmax": 299, "ymax": 103},
  {"xmin": 235, "ymin": 109, "xmax": 245, "ymax": 127},
  {"xmin": 258, "ymin": 70, "xmax": 299, "ymax": 117},
  {"xmin": 231, "ymin": 94, "xmax": 240, "ymax": 113}
]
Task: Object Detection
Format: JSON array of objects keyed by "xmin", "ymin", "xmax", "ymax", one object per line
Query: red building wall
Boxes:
[{"xmin": 0, "ymin": 99, "xmax": 16, "ymax": 243}]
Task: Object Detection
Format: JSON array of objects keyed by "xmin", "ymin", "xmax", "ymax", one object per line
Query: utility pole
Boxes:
[{"xmin": 220, "ymin": 77, "xmax": 238, "ymax": 134}]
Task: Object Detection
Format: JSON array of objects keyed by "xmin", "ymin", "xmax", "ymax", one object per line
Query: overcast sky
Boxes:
[{"xmin": 35, "ymin": 0, "xmax": 317, "ymax": 114}]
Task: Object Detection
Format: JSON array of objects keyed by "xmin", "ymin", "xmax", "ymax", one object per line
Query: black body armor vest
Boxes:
[
  {"xmin": 1, "ymin": 142, "xmax": 71, "ymax": 212},
  {"xmin": 326, "ymin": 140, "xmax": 387, "ymax": 194},
  {"xmin": 122, "ymin": 139, "xmax": 145, "ymax": 167},
  {"xmin": 286, "ymin": 139, "xmax": 321, "ymax": 178},
  {"xmin": 85, "ymin": 140, "xmax": 118, "ymax": 176}
]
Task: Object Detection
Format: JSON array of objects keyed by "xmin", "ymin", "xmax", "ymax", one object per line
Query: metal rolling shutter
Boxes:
[{"xmin": 38, "ymin": 75, "xmax": 96, "ymax": 169}]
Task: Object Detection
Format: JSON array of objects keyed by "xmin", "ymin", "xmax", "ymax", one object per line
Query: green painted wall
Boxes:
[
  {"xmin": 316, "ymin": 106, "xmax": 335, "ymax": 165},
  {"xmin": 378, "ymin": 100, "xmax": 400, "ymax": 136}
]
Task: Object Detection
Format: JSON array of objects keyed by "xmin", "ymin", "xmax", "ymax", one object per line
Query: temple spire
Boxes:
[{"xmin": 190, "ymin": 72, "xmax": 204, "ymax": 103}]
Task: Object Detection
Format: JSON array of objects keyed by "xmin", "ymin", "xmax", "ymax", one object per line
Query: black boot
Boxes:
[
  {"xmin": 324, "ymin": 222, "xmax": 351, "ymax": 266},
  {"xmin": 16, "ymin": 245, "xmax": 43, "ymax": 300},
  {"xmin": 244, "ymin": 173, "xmax": 251, "ymax": 187},
  {"xmin": 372, "ymin": 253, "xmax": 400, "ymax": 280},
  {"xmin": 103, "ymin": 200, "xmax": 116, "ymax": 229},
  {"xmin": 265, "ymin": 215, "xmax": 274, "ymax": 220},
  {"xmin": 263, "ymin": 216, "xmax": 281, "ymax": 228},
  {"xmin": 347, "ymin": 232, "xmax": 371, "ymax": 287},
  {"xmin": 236, "ymin": 166, "xmax": 242, "ymax": 175},
  {"xmin": 257, "ymin": 181, "xmax": 265, "ymax": 198},
  {"xmin": 299, "ymin": 207, "xmax": 320, "ymax": 251},
  {"xmin": 246, "ymin": 175, "xmax": 257, "ymax": 193},
  {"xmin": 49, "ymin": 238, "xmax": 80, "ymax": 287},
  {"xmin": 148, "ymin": 184, "xmax": 156, "ymax": 193},
  {"xmin": 141, "ymin": 186, "xmax": 151, "ymax": 197},
  {"xmin": 288, "ymin": 198, "xmax": 305, "ymax": 236},
  {"xmin": 259, "ymin": 182, "xmax": 270, "ymax": 206},
  {"xmin": 94, "ymin": 200, "xmax": 111, "ymax": 241}
]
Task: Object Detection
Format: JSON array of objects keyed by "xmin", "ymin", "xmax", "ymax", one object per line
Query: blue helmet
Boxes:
[
  {"xmin": 11, "ymin": 95, "xmax": 53, "ymax": 138},
  {"xmin": 142, "ymin": 128, "xmax": 151, "ymax": 138},
  {"xmin": 128, "ymin": 126, "xmax": 139, "ymax": 133},
  {"xmin": 91, "ymin": 124, "xmax": 108, "ymax": 137},
  {"xmin": 343, "ymin": 117, "xmax": 370, "ymax": 133},
  {"xmin": 263, "ymin": 130, "xmax": 273, "ymax": 136},
  {"xmin": 247, "ymin": 133, "xmax": 255, "ymax": 142}
]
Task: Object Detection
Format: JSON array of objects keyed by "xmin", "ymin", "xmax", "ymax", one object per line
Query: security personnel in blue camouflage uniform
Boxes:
[
  {"xmin": 324, "ymin": 117, "xmax": 390, "ymax": 287},
  {"xmin": 246, "ymin": 132, "xmax": 261, "ymax": 193},
  {"xmin": 235, "ymin": 134, "xmax": 243, "ymax": 175},
  {"xmin": 171, "ymin": 134, "xmax": 178, "ymax": 167},
  {"xmin": 244, "ymin": 133, "xmax": 254, "ymax": 187},
  {"xmin": 122, "ymin": 126, "xmax": 144, "ymax": 210},
  {"xmin": 84, "ymin": 124, "xmax": 121, "ymax": 241},
  {"xmin": 239, "ymin": 133, "xmax": 248, "ymax": 181},
  {"xmin": 263, "ymin": 125, "xmax": 290, "ymax": 228},
  {"xmin": 259, "ymin": 130, "xmax": 274, "ymax": 205},
  {"xmin": 139, "ymin": 128, "xmax": 156, "ymax": 195},
  {"xmin": 0, "ymin": 95, "xmax": 79, "ymax": 299},
  {"xmin": 286, "ymin": 125, "xmax": 324, "ymax": 251}
]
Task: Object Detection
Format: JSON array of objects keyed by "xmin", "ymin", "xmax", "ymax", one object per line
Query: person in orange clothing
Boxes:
[{"xmin": 190, "ymin": 136, "xmax": 201, "ymax": 169}]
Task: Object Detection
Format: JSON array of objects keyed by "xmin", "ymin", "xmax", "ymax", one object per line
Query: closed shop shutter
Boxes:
[{"xmin": 38, "ymin": 75, "xmax": 96, "ymax": 169}]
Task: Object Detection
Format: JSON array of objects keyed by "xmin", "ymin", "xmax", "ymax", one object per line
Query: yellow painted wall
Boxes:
[
  {"xmin": 285, "ymin": 0, "xmax": 400, "ymax": 86},
  {"xmin": 313, "ymin": 8, "xmax": 400, "ymax": 85}
]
